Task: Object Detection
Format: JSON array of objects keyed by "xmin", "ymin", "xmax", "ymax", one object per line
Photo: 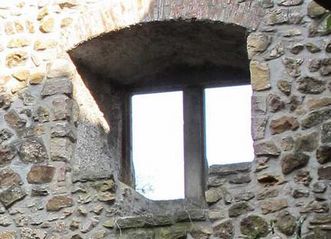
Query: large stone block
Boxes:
[
  {"xmin": 318, "ymin": 166, "xmax": 331, "ymax": 180},
  {"xmin": 47, "ymin": 59, "xmax": 74, "ymax": 78},
  {"xmin": 254, "ymin": 140, "xmax": 280, "ymax": 156},
  {"xmin": 301, "ymin": 108, "xmax": 331, "ymax": 129},
  {"xmin": 41, "ymin": 78, "xmax": 73, "ymax": 97},
  {"xmin": 276, "ymin": 211, "xmax": 296, "ymax": 236},
  {"xmin": 294, "ymin": 131, "xmax": 319, "ymax": 152},
  {"xmin": 212, "ymin": 219, "xmax": 234, "ymax": 239},
  {"xmin": 250, "ymin": 61, "xmax": 270, "ymax": 91},
  {"xmin": 19, "ymin": 138, "xmax": 48, "ymax": 163},
  {"xmin": 72, "ymin": 122, "xmax": 112, "ymax": 182},
  {"xmin": 228, "ymin": 202, "xmax": 254, "ymax": 217},
  {"xmin": 281, "ymin": 152, "xmax": 309, "ymax": 174},
  {"xmin": 52, "ymin": 96, "xmax": 72, "ymax": 121},
  {"xmin": 297, "ymin": 76, "xmax": 326, "ymax": 94},
  {"xmin": 205, "ymin": 187, "xmax": 222, "ymax": 204},
  {"xmin": 270, "ymin": 116, "xmax": 299, "ymax": 134},
  {"xmin": 50, "ymin": 122, "xmax": 76, "ymax": 142},
  {"xmin": 0, "ymin": 231, "xmax": 16, "ymax": 239},
  {"xmin": 0, "ymin": 168, "xmax": 21, "ymax": 188},
  {"xmin": 260, "ymin": 198, "xmax": 288, "ymax": 214},
  {"xmin": 247, "ymin": 33, "xmax": 271, "ymax": 59},
  {"xmin": 0, "ymin": 145, "xmax": 17, "ymax": 166},
  {"xmin": 316, "ymin": 145, "xmax": 331, "ymax": 164},
  {"xmin": 321, "ymin": 121, "xmax": 331, "ymax": 143},
  {"xmin": 46, "ymin": 195, "xmax": 74, "ymax": 211},
  {"xmin": 4, "ymin": 110, "xmax": 26, "ymax": 132},
  {"xmin": 6, "ymin": 51, "xmax": 28, "ymax": 68},
  {"xmin": 50, "ymin": 137, "xmax": 73, "ymax": 161},
  {"xmin": 0, "ymin": 185, "xmax": 26, "ymax": 208},
  {"xmin": 240, "ymin": 215, "xmax": 269, "ymax": 238},
  {"xmin": 27, "ymin": 165, "xmax": 55, "ymax": 184}
]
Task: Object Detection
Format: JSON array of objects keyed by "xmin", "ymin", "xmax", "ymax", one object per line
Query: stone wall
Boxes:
[{"xmin": 0, "ymin": 0, "xmax": 330, "ymax": 238}]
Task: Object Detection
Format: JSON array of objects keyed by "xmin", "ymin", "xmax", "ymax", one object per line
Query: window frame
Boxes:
[{"xmin": 122, "ymin": 86, "xmax": 207, "ymax": 203}]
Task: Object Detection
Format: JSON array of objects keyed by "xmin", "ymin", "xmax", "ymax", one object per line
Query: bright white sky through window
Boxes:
[
  {"xmin": 132, "ymin": 85, "xmax": 253, "ymax": 200},
  {"xmin": 205, "ymin": 85, "xmax": 253, "ymax": 165},
  {"xmin": 132, "ymin": 91, "xmax": 184, "ymax": 200}
]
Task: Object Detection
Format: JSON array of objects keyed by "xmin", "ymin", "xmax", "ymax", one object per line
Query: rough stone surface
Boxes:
[
  {"xmin": 47, "ymin": 59, "xmax": 74, "ymax": 78},
  {"xmin": 41, "ymin": 78, "xmax": 73, "ymax": 97},
  {"xmin": 27, "ymin": 165, "xmax": 55, "ymax": 184},
  {"xmin": 213, "ymin": 219, "xmax": 234, "ymax": 239},
  {"xmin": 19, "ymin": 138, "xmax": 48, "ymax": 163},
  {"xmin": 50, "ymin": 122, "xmax": 76, "ymax": 141},
  {"xmin": 277, "ymin": 80, "xmax": 291, "ymax": 95},
  {"xmin": 240, "ymin": 215, "xmax": 269, "ymax": 238},
  {"xmin": 254, "ymin": 140, "xmax": 280, "ymax": 156},
  {"xmin": 4, "ymin": 110, "xmax": 26, "ymax": 132},
  {"xmin": 282, "ymin": 57, "xmax": 303, "ymax": 77},
  {"xmin": 261, "ymin": 198, "xmax": 288, "ymax": 214},
  {"xmin": 0, "ymin": 231, "xmax": 16, "ymax": 239},
  {"xmin": 281, "ymin": 153, "xmax": 309, "ymax": 174},
  {"xmin": 294, "ymin": 169, "xmax": 312, "ymax": 186},
  {"xmin": 312, "ymin": 182, "xmax": 327, "ymax": 193},
  {"xmin": 292, "ymin": 188, "xmax": 309, "ymax": 198},
  {"xmin": 316, "ymin": 145, "xmax": 331, "ymax": 164},
  {"xmin": 72, "ymin": 122, "xmax": 113, "ymax": 182},
  {"xmin": 270, "ymin": 116, "xmax": 299, "ymax": 134},
  {"xmin": 52, "ymin": 96, "xmax": 72, "ymax": 121},
  {"xmin": 247, "ymin": 33, "xmax": 271, "ymax": 59},
  {"xmin": 6, "ymin": 51, "xmax": 28, "ymax": 68},
  {"xmin": 257, "ymin": 187, "xmax": 279, "ymax": 200},
  {"xmin": 301, "ymin": 108, "xmax": 331, "ymax": 129},
  {"xmin": 321, "ymin": 121, "xmax": 331, "ymax": 143},
  {"xmin": 50, "ymin": 137, "xmax": 73, "ymax": 161},
  {"xmin": 228, "ymin": 202, "xmax": 254, "ymax": 217},
  {"xmin": 46, "ymin": 195, "xmax": 74, "ymax": 211},
  {"xmin": 209, "ymin": 162, "xmax": 251, "ymax": 175},
  {"xmin": 294, "ymin": 132, "xmax": 319, "ymax": 152},
  {"xmin": 307, "ymin": 1, "xmax": 326, "ymax": 18},
  {"xmin": 228, "ymin": 174, "xmax": 251, "ymax": 184},
  {"xmin": 267, "ymin": 94, "xmax": 285, "ymax": 112},
  {"xmin": 250, "ymin": 61, "xmax": 270, "ymax": 91},
  {"xmin": 265, "ymin": 9, "xmax": 289, "ymax": 25},
  {"xmin": 205, "ymin": 187, "xmax": 222, "ymax": 204},
  {"xmin": 276, "ymin": 211, "xmax": 296, "ymax": 236},
  {"xmin": 0, "ymin": 168, "xmax": 21, "ymax": 188},
  {"xmin": 297, "ymin": 76, "xmax": 326, "ymax": 94},
  {"xmin": 301, "ymin": 200, "xmax": 329, "ymax": 213},
  {"xmin": 33, "ymin": 106, "xmax": 49, "ymax": 122},
  {"xmin": 0, "ymin": 145, "xmax": 17, "ymax": 166},
  {"xmin": 29, "ymin": 72, "xmax": 45, "ymax": 84},
  {"xmin": 40, "ymin": 17, "xmax": 54, "ymax": 33},
  {"xmin": 0, "ymin": 185, "xmax": 26, "ymax": 208},
  {"xmin": 306, "ymin": 97, "xmax": 331, "ymax": 111},
  {"xmin": 318, "ymin": 166, "xmax": 331, "ymax": 180},
  {"xmin": 280, "ymin": 136, "xmax": 294, "ymax": 151},
  {"xmin": 252, "ymin": 116, "xmax": 267, "ymax": 140},
  {"xmin": 306, "ymin": 42, "xmax": 321, "ymax": 53}
]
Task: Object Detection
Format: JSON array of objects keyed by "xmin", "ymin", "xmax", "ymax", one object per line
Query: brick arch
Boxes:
[{"xmin": 62, "ymin": 0, "xmax": 265, "ymax": 51}]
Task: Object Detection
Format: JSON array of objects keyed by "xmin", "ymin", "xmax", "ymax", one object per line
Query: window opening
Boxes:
[
  {"xmin": 131, "ymin": 91, "xmax": 184, "ymax": 200},
  {"xmin": 205, "ymin": 85, "xmax": 253, "ymax": 165}
]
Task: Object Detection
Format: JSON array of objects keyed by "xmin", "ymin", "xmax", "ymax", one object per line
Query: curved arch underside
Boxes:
[{"xmin": 69, "ymin": 20, "xmax": 249, "ymax": 91}]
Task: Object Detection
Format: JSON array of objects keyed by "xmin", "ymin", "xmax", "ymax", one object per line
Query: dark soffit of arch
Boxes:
[{"xmin": 69, "ymin": 20, "xmax": 250, "ymax": 90}]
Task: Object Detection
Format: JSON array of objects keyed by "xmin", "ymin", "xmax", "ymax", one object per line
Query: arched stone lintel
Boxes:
[{"xmin": 62, "ymin": 0, "xmax": 264, "ymax": 52}]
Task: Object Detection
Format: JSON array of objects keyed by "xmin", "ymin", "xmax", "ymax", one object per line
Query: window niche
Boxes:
[{"xmin": 69, "ymin": 20, "xmax": 250, "ymax": 204}]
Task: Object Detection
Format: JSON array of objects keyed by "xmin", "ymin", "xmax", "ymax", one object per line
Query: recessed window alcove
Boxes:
[{"xmin": 69, "ymin": 20, "xmax": 251, "ymax": 204}]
